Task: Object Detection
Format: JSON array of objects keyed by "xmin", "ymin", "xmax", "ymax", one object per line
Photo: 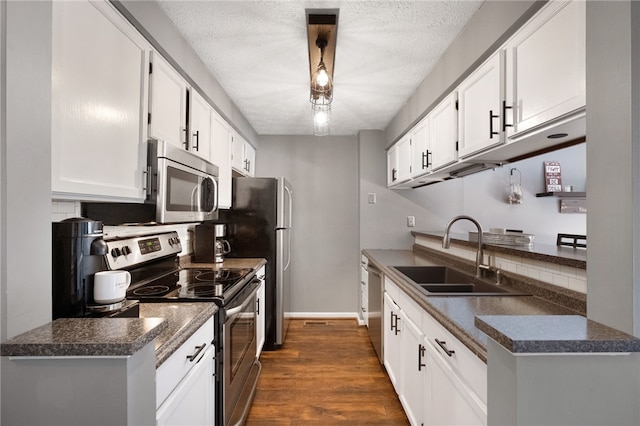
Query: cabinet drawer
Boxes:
[
  {"xmin": 422, "ymin": 311, "xmax": 487, "ymax": 403},
  {"xmin": 156, "ymin": 317, "xmax": 214, "ymax": 408},
  {"xmin": 384, "ymin": 276, "xmax": 401, "ymax": 301}
]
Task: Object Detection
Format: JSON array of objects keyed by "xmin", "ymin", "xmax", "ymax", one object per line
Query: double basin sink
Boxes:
[{"xmin": 391, "ymin": 265, "xmax": 528, "ymax": 296}]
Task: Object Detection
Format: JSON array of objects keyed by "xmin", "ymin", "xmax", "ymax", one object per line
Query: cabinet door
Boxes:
[
  {"xmin": 426, "ymin": 341, "xmax": 486, "ymax": 426},
  {"xmin": 396, "ymin": 134, "xmax": 413, "ymax": 182},
  {"xmin": 245, "ymin": 143, "xmax": 256, "ymax": 177},
  {"xmin": 505, "ymin": 0, "xmax": 585, "ymax": 137},
  {"xmin": 457, "ymin": 51, "xmax": 504, "ymax": 158},
  {"xmin": 189, "ymin": 90, "xmax": 212, "ymax": 160},
  {"xmin": 386, "ymin": 145, "xmax": 399, "ymax": 186},
  {"xmin": 211, "ymin": 111, "xmax": 232, "ymax": 209},
  {"xmin": 231, "ymin": 132, "xmax": 246, "ymax": 172},
  {"xmin": 430, "ymin": 92, "xmax": 458, "ymax": 170},
  {"xmin": 51, "ymin": 0, "xmax": 149, "ymax": 201},
  {"xmin": 157, "ymin": 345, "xmax": 214, "ymax": 426},
  {"xmin": 148, "ymin": 51, "xmax": 188, "ymax": 149},
  {"xmin": 400, "ymin": 311, "xmax": 427, "ymax": 426},
  {"xmin": 411, "ymin": 117, "xmax": 431, "ymax": 178},
  {"xmin": 383, "ymin": 292, "xmax": 402, "ymax": 393}
]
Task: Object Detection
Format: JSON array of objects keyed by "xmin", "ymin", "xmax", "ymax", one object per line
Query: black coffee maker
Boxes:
[{"xmin": 52, "ymin": 218, "xmax": 138, "ymax": 319}]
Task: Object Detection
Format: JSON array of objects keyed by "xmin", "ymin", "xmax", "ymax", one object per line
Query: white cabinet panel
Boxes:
[
  {"xmin": 430, "ymin": 92, "xmax": 458, "ymax": 170},
  {"xmin": 51, "ymin": 0, "xmax": 149, "ymax": 201},
  {"xmin": 148, "ymin": 51, "xmax": 188, "ymax": 149},
  {"xmin": 211, "ymin": 110, "xmax": 233, "ymax": 208},
  {"xmin": 411, "ymin": 116, "xmax": 431, "ymax": 177},
  {"xmin": 400, "ymin": 311, "xmax": 427, "ymax": 426},
  {"xmin": 426, "ymin": 342, "xmax": 486, "ymax": 426},
  {"xmin": 231, "ymin": 132, "xmax": 256, "ymax": 177},
  {"xmin": 505, "ymin": 0, "xmax": 585, "ymax": 137},
  {"xmin": 383, "ymin": 292, "xmax": 402, "ymax": 392},
  {"xmin": 156, "ymin": 345, "xmax": 214, "ymax": 426},
  {"xmin": 189, "ymin": 90, "xmax": 212, "ymax": 160},
  {"xmin": 457, "ymin": 51, "xmax": 505, "ymax": 158}
]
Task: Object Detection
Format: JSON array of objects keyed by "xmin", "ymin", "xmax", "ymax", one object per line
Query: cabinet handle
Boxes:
[
  {"xmin": 421, "ymin": 151, "xmax": 429, "ymax": 169},
  {"xmin": 193, "ymin": 130, "xmax": 200, "ymax": 151},
  {"xmin": 489, "ymin": 110, "xmax": 499, "ymax": 139},
  {"xmin": 256, "ymin": 299, "xmax": 260, "ymax": 315},
  {"xmin": 186, "ymin": 343, "xmax": 207, "ymax": 362},
  {"xmin": 392, "ymin": 168, "xmax": 397, "ymax": 181},
  {"xmin": 394, "ymin": 315, "xmax": 401, "ymax": 336},
  {"xmin": 182, "ymin": 128, "xmax": 189, "ymax": 149},
  {"xmin": 418, "ymin": 344, "xmax": 426, "ymax": 371},
  {"xmin": 502, "ymin": 101, "xmax": 513, "ymax": 131},
  {"xmin": 435, "ymin": 338, "xmax": 455, "ymax": 357}
]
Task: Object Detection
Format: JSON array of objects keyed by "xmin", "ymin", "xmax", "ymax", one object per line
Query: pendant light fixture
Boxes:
[{"xmin": 307, "ymin": 11, "xmax": 338, "ymax": 136}]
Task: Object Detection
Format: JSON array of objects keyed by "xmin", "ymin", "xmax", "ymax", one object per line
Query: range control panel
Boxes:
[{"xmin": 104, "ymin": 231, "xmax": 182, "ymax": 270}]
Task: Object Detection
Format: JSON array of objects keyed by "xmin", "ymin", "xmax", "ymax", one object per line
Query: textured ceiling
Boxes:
[{"xmin": 156, "ymin": 0, "xmax": 484, "ymax": 136}]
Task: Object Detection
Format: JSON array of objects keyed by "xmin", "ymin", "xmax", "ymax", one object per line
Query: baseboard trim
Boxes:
[{"xmin": 286, "ymin": 312, "xmax": 365, "ymax": 326}]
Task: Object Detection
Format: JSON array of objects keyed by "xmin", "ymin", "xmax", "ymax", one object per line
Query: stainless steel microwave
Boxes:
[{"xmin": 146, "ymin": 139, "xmax": 219, "ymax": 223}]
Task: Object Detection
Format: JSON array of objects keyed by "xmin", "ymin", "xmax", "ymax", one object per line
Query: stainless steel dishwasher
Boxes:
[{"xmin": 367, "ymin": 263, "xmax": 383, "ymax": 363}]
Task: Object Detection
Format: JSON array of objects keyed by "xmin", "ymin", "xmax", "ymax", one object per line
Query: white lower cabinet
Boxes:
[
  {"xmin": 156, "ymin": 316, "xmax": 215, "ymax": 426},
  {"xmin": 157, "ymin": 344, "xmax": 214, "ymax": 426},
  {"xmin": 383, "ymin": 291, "xmax": 402, "ymax": 392},
  {"xmin": 384, "ymin": 278, "xmax": 487, "ymax": 426}
]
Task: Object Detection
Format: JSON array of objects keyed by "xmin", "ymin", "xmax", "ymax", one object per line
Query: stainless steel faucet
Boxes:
[{"xmin": 442, "ymin": 215, "xmax": 485, "ymax": 277}]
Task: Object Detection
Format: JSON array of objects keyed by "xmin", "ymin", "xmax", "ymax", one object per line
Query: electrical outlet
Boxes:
[
  {"xmin": 407, "ymin": 216, "xmax": 416, "ymax": 227},
  {"xmin": 367, "ymin": 193, "xmax": 377, "ymax": 204}
]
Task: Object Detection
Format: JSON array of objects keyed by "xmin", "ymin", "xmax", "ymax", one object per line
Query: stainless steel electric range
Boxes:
[{"xmin": 104, "ymin": 231, "xmax": 261, "ymax": 426}]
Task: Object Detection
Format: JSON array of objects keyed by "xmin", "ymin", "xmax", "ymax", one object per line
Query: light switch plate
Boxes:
[
  {"xmin": 367, "ymin": 193, "xmax": 376, "ymax": 204},
  {"xmin": 407, "ymin": 216, "xmax": 416, "ymax": 227}
]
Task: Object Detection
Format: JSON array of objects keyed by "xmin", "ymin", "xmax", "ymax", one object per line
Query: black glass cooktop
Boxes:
[{"xmin": 127, "ymin": 267, "xmax": 252, "ymax": 302}]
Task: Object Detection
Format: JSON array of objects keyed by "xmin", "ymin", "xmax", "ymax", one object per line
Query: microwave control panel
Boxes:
[{"xmin": 105, "ymin": 231, "xmax": 182, "ymax": 270}]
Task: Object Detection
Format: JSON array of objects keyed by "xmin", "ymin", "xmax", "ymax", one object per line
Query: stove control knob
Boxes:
[
  {"xmin": 111, "ymin": 247, "xmax": 121, "ymax": 258},
  {"xmin": 121, "ymin": 246, "xmax": 131, "ymax": 256}
]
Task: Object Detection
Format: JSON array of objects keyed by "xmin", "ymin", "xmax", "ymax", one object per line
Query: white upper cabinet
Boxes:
[
  {"xmin": 504, "ymin": 0, "xmax": 586, "ymax": 138},
  {"xmin": 430, "ymin": 92, "xmax": 459, "ymax": 170},
  {"xmin": 189, "ymin": 90, "xmax": 212, "ymax": 160},
  {"xmin": 51, "ymin": 0, "xmax": 150, "ymax": 201},
  {"xmin": 148, "ymin": 51, "xmax": 188, "ymax": 149},
  {"xmin": 457, "ymin": 51, "xmax": 505, "ymax": 158},
  {"xmin": 211, "ymin": 110, "xmax": 233, "ymax": 208},
  {"xmin": 231, "ymin": 132, "xmax": 256, "ymax": 177},
  {"xmin": 411, "ymin": 116, "xmax": 431, "ymax": 178},
  {"xmin": 387, "ymin": 133, "xmax": 412, "ymax": 187}
]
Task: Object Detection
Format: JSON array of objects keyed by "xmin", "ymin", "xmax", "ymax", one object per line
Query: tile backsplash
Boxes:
[
  {"xmin": 415, "ymin": 236, "xmax": 587, "ymax": 294},
  {"xmin": 51, "ymin": 201, "xmax": 81, "ymax": 222}
]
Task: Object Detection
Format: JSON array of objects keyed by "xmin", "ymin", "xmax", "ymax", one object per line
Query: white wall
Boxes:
[
  {"xmin": 1, "ymin": 1, "xmax": 52, "ymax": 340},
  {"xmin": 403, "ymin": 144, "xmax": 587, "ymax": 245},
  {"xmin": 256, "ymin": 135, "xmax": 360, "ymax": 315}
]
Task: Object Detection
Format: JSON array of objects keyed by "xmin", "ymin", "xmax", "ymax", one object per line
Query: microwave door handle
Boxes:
[
  {"xmin": 191, "ymin": 185, "xmax": 199, "ymax": 212},
  {"xmin": 210, "ymin": 177, "xmax": 218, "ymax": 213},
  {"xmin": 199, "ymin": 176, "xmax": 217, "ymax": 213}
]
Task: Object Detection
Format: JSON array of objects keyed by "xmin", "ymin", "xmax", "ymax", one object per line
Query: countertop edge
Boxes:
[{"xmin": 1, "ymin": 318, "xmax": 168, "ymax": 357}]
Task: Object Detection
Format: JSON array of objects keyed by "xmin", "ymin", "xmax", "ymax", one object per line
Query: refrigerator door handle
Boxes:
[
  {"xmin": 284, "ymin": 184, "xmax": 293, "ymax": 229},
  {"xmin": 284, "ymin": 228, "xmax": 291, "ymax": 271}
]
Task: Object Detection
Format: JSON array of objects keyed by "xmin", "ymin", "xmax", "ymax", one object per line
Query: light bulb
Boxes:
[
  {"xmin": 317, "ymin": 67, "xmax": 329, "ymax": 87},
  {"xmin": 314, "ymin": 110, "xmax": 329, "ymax": 125}
]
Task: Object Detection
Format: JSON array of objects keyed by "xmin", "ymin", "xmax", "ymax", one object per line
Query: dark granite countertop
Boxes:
[
  {"xmin": 362, "ymin": 248, "xmax": 604, "ymax": 362},
  {"xmin": 1, "ymin": 258, "xmax": 265, "ymax": 366},
  {"xmin": 1, "ymin": 317, "xmax": 167, "ymax": 357},
  {"xmin": 412, "ymin": 230, "xmax": 587, "ymax": 269},
  {"xmin": 475, "ymin": 315, "xmax": 640, "ymax": 353},
  {"xmin": 139, "ymin": 302, "xmax": 218, "ymax": 367}
]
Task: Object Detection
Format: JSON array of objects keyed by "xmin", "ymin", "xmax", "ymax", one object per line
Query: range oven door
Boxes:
[{"xmin": 223, "ymin": 279, "xmax": 259, "ymax": 425}]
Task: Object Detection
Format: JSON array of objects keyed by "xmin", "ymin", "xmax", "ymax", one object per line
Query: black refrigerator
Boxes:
[{"xmin": 218, "ymin": 177, "xmax": 292, "ymax": 350}]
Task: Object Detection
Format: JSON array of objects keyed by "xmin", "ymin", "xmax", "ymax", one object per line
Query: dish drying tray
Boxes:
[{"xmin": 469, "ymin": 231, "xmax": 534, "ymax": 246}]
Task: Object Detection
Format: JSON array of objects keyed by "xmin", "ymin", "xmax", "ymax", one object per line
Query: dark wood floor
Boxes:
[{"xmin": 245, "ymin": 319, "xmax": 409, "ymax": 425}]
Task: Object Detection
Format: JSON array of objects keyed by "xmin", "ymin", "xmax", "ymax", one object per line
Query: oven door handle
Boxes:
[{"xmin": 225, "ymin": 281, "xmax": 260, "ymax": 317}]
